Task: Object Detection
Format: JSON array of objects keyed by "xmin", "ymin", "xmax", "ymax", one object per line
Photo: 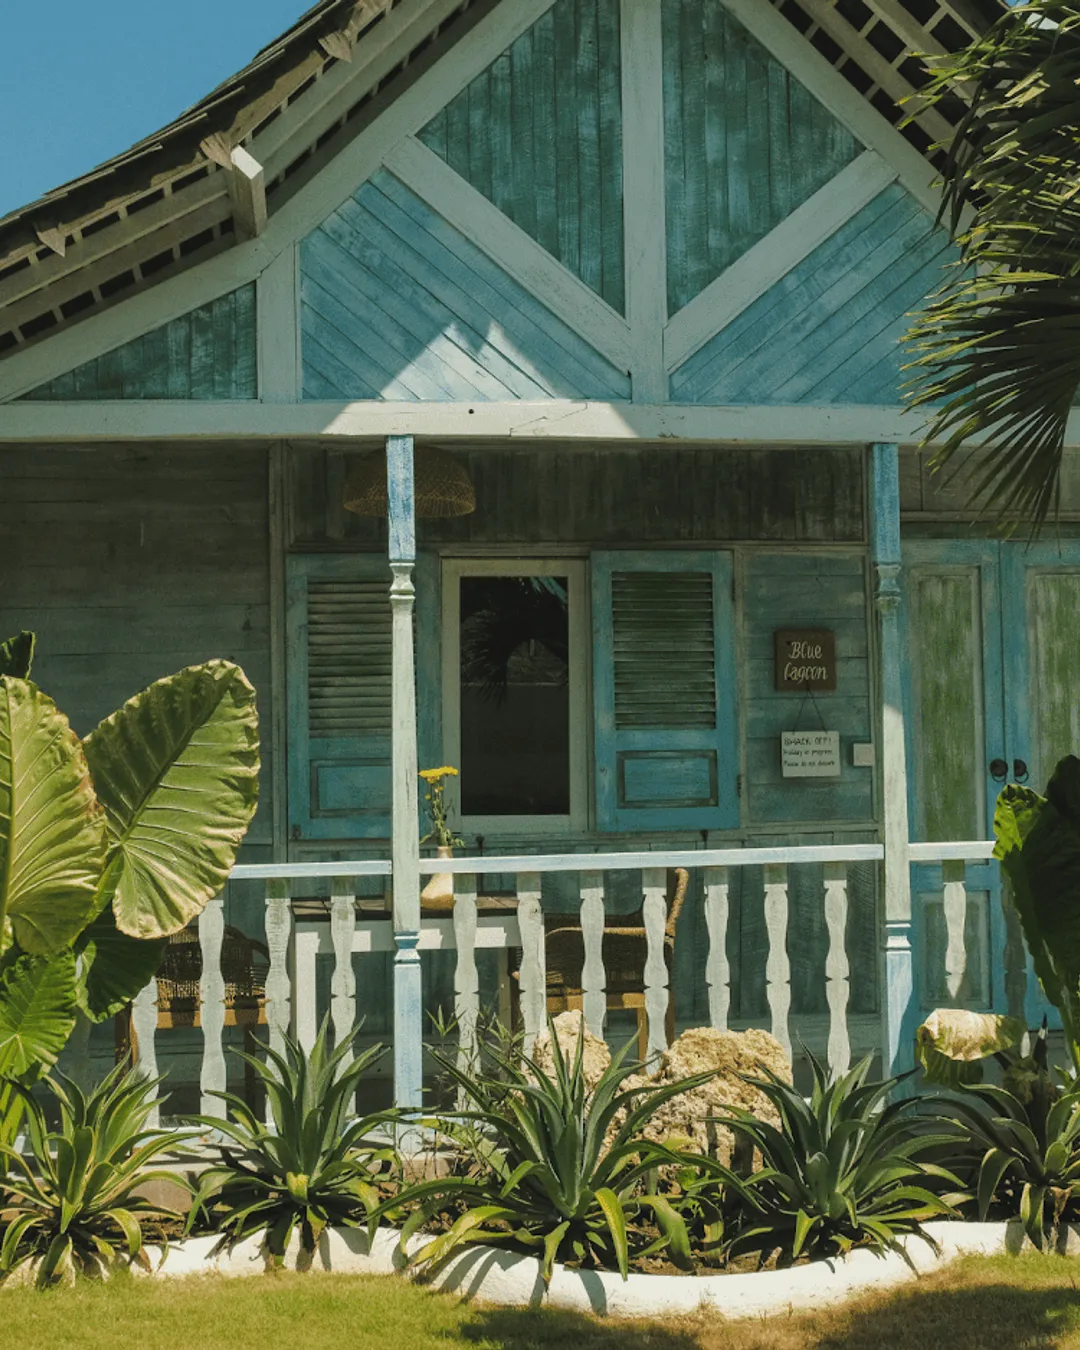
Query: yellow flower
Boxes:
[{"xmin": 420, "ymin": 765, "xmax": 459, "ymax": 782}]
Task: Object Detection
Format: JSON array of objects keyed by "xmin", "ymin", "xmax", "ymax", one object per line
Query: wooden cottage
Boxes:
[{"xmin": 0, "ymin": 0, "xmax": 1063, "ymax": 1110}]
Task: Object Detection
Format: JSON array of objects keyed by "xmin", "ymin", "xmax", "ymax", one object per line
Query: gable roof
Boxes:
[{"xmin": 0, "ymin": 0, "xmax": 1003, "ymax": 369}]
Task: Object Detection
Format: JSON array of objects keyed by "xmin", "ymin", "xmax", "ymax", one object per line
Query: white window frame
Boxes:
[{"xmin": 441, "ymin": 557, "xmax": 589, "ymax": 837}]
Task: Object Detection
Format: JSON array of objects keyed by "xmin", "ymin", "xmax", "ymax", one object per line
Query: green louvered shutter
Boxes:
[
  {"xmin": 592, "ymin": 551, "xmax": 738, "ymax": 832},
  {"xmin": 287, "ymin": 555, "xmax": 393, "ymax": 840}
]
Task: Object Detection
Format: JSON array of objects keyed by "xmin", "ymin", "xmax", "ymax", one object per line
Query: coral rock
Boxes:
[
  {"xmin": 529, "ymin": 1011, "xmax": 612, "ymax": 1092},
  {"xmin": 622, "ymin": 1027, "xmax": 792, "ymax": 1165}
]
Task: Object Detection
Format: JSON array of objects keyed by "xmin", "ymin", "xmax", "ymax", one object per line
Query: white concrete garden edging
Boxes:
[{"xmin": 139, "ymin": 1218, "xmax": 1070, "ymax": 1318}]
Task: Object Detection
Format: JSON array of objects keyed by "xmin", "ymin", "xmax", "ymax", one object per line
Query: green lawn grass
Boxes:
[{"xmin": 6, "ymin": 1253, "xmax": 1080, "ymax": 1350}]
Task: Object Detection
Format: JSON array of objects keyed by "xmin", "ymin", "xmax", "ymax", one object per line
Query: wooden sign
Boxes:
[
  {"xmin": 781, "ymin": 731, "xmax": 841, "ymax": 778},
  {"xmin": 774, "ymin": 628, "xmax": 837, "ymax": 691}
]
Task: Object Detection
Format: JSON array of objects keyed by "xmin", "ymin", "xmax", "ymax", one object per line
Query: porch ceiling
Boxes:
[{"xmin": 0, "ymin": 0, "xmax": 1002, "ymax": 368}]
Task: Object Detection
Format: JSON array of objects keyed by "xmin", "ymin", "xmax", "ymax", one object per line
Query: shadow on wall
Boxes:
[{"xmin": 457, "ymin": 1275, "xmax": 1076, "ymax": 1350}]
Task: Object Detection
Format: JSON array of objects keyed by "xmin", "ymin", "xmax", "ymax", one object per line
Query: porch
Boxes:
[{"xmin": 121, "ymin": 835, "xmax": 1027, "ymax": 1126}]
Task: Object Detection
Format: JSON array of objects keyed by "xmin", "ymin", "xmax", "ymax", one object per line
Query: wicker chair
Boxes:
[
  {"xmin": 152, "ymin": 924, "xmax": 270, "ymax": 1029},
  {"xmin": 541, "ymin": 867, "xmax": 689, "ymax": 1061}
]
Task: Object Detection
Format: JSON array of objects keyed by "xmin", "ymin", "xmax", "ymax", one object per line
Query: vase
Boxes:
[{"xmin": 420, "ymin": 844, "xmax": 455, "ymax": 912}]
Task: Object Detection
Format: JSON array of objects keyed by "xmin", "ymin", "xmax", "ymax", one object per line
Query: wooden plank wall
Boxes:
[
  {"xmin": 419, "ymin": 0, "xmax": 624, "ymax": 312},
  {"xmin": 300, "ymin": 170, "xmax": 630, "ymax": 401},
  {"xmin": 670, "ymin": 185, "xmax": 955, "ymax": 405},
  {"xmin": 742, "ymin": 552, "xmax": 872, "ymax": 826},
  {"xmin": 289, "ymin": 442, "xmax": 865, "ymax": 546},
  {"xmin": 0, "ymin": 443, "xmax": 274, "ymax": 852},
  {"xmin": 20, "ymin": 287, "xmax": 257, "ymax": 401},
  {"xmin": 662, "ymin": 0, "xmax": 860, "ymax": 315}
]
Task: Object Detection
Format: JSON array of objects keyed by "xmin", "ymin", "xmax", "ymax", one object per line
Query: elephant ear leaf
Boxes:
[
  {"xmin": 0, "ymin": 632, "xmax": 34, "ymax": 679},
  {"xmin": 75, "ymin": 907, "xmax": 167, "ymax": 1023},
  {"xmin": 0, "ymin": 949, "xmax": 78, "ymax": 1081},
  {"xmin": 916, "ymin": 1008, "xmax": 1026, "ymax": 1087},
  {"xmin": 0, "ymin": 678, "xmax": 105, "ymax": 954},
  {"xmin": 83, "ymin": 660, "xmax": 259, "ymax": 940},
  {"xmin": 995, "ymin": 761, "xmax": 1080, "ymax": 1037}
]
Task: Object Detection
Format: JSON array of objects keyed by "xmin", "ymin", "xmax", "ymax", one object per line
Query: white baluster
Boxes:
[
  {"xmin": 704, "ymin": 866, "xmax": 730, "ymax": 1032},
  {"xmin": 943, "ymin": 859, "xmax": 968, "ymax": 1001},
  {"xmin": 824, "ymin": 862, "xmax": 851, "ymax": 1074},
  {"xmin": 330, "ymin": 878, "xmax": 356, "ymax": 1062},
  {"xmin": 764, "ymin": 863, "xmax": 792, "ymax": 1063},
  {"xmin": 453, "ymin": 873, "xmax": 479, "ymax": 1079},
  {"xmin": 264, "ymin": 881, "xmax": 292, "ymax": 1058},
  {"xmin": 131, "ymin": 979, "xmax": 160, "ymax": 1129},
  {"xmin": 579, "ymin": 871, "xmax": 606, "ymax": 1039},
  {"xmin": 642, "ymin": 868, "xmax": 669, "ymax": 1063},
  {"xmin": 517, "ymin": 873, "xmax": 545, "ymax": 1056},
  {"xmin": 199, "ymin": 898, "xmax": 227, "ymax": 1116}
]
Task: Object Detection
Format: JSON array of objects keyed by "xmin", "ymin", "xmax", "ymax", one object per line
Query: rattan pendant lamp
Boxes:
[{"xmin": 342, "ymin": 444, "xmax": 476, "ymax": 518}]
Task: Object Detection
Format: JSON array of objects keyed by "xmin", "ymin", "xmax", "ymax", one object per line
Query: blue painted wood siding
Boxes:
[
  {"xmin": 742, "ymin": 552, "xmax": 873, "ymax": 825},
  {"xmin": 21, "ymin": 286, "xmax": 256, "ymax": 400},
  {"xmin": 300, "ymin": 169, "xmax": 630, "ymax": 401},
  {"xmin": 662, "ymin": 0, "xmax": 860, "ymax": 316},
  {"xmin": 670, "ymin": 184, "xmax": 956, "ymax": 404},
  {"xmin": 419, "ymin": 0, "xmax": 624, "ymax": 313}
]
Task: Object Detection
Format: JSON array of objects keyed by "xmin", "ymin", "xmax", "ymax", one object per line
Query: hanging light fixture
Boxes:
[{"xmin": 342, "ymin": 444, "xmax": 476, "ymax": 518}]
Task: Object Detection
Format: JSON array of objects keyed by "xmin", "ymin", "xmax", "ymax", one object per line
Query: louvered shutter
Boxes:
[
  {"xmin": 287, "ymin": 555, "xmax": 395, "ymax": 840},
  {"xmin": 592, "ymin": 552, "xmax": 738, "ymax": 832}
]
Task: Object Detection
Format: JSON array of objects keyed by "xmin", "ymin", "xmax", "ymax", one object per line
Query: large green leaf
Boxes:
[
  {"xmin": 916, "ymin": 1008, "xmax": 1026, "ymax": 1087},
  {"xmin": 0, "ymin": 678, "xmax": 105, "ymax": 954},
  {"xmin": 994, "ymin": 758, "xmax": 1080, "ymax": 1043},
  {"xmin": 0, "ymin": 949, "xmax": 78, "ymax": 1080},
  {"xmin": 75, "ymin": 908, "xmax": 167, "ymax": 1023},
  {"xmin": 0, "ymin": 633, "xmax": 34, "ymax": 679},
  {"xmin": 83, "ymin": 661, "xmax": 259, "ymax": 939}
]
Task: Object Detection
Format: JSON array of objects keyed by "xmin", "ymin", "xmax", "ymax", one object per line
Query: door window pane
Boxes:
[{"xmin": 459, "ymin": 575, "xmax": 570, "ymax": 816}]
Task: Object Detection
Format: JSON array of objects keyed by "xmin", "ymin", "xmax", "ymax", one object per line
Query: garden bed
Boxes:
[{"xmin": 137, "ymin": 1220, "xmax": 1070, "ymax": 1319}]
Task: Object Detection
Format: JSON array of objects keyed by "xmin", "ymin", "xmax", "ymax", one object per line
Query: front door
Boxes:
[{"xmin": 903, "ymin": 538, "xmax": 1080, "ymax": 1022}]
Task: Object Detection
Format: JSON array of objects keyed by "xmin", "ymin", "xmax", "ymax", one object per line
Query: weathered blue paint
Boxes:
[
  {"xmin": 670, "ymin": 185, "xmax": 956, "ymax": 405},
  {"xmin": 21, "ymin": 285, "xmax": 257, "ymax": 400},
  {"xmin": 743, "ymin": 552, "xmax": 872, "ymax": 826},
  {"xmin": 386, "ymin": 435, "xmax": 416, "ymax": 564},
  {"xmin": 872, "ymin": 444, "xmax": 916, "ymax": 1076},
  {"xmin": 286, "ymin": 553, "xmax": 392, "ymax": 841},
  {"xmin": 300, "ymin": 169, "xmax": 630, "ymax": 401},
  {"xmin": 419, "ymin": 0, "xmax": 624, "ymax": 313},
  {"xmin": 662, "ymin": 0, "xmax": 861, "ymax": 316},
  {"xmin": 591, "ymin": 550, "xmax": 739, "ymax": 832}
]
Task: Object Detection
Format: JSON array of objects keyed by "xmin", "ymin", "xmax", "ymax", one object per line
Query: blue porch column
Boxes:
[
  {"xmin": 871, "ymin": 443, "xmax": 915, "ymax": 1077},
  {"xmin": 387, "ymin": 434, "xmax": 423, "ymax": 1110}
]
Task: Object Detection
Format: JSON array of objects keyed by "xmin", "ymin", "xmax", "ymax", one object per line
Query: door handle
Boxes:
[
  {"xmin": 1013, "ymin": 759, "xmax": 1030, "ymax": 783},
  {"xmin": 990, "ymin": 758, "xmax": 1008, "ymax": 782}
]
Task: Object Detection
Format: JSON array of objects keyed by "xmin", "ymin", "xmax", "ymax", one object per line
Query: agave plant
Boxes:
[
  {"xmin": 715, "ymin": 1052, "xmax": 962, "ymax": 1264},
  {"xmin": 379, "ymin": 1019, "xmax": 716, "ymax": 1284},
  {"xmin": 936, "ymin": 1024, "xmax": 1080, "ymax": 1250},
  {"xmin": 0, "ymin": 1063, "xmax": 184, "ymax": 1287},
  {"xmin": 0, "ymin": 630, "xmax": 259, "ymax": 1082},
  {"xmin": 187, "ymin": 1020, "xmax": 397, "ymax": 1264}
]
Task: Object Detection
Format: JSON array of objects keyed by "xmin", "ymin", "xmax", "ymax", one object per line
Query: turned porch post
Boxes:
[
  {"xmin": 387, "ymin": 434, "xmax": 423, "ymax": 1110},
  {"xmin": 871, "ymin": 443, "xmax": 915, "ymax": 1076}
]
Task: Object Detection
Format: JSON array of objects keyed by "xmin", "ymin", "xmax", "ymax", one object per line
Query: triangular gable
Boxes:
[
  {"xmin": 663, "ymin": 0, "xmax": 862, "ymax": 317},
  {"xmin": 19, "ymin": 286, "xmax": 256, "ymax": 401},
  {"xmin": 669, "ymin": 182, "xmax": 956, "ymax": 405},
  {"xmin": 419, "ymin": 0, "xmax": 625, "ymax": 314},
  {"xmin": 300, "ymin": 169, "xmax": 630, "ymax": 401}
]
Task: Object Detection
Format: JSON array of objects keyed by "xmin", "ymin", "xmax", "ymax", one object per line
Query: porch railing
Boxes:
[{"xmin": 128, "ymin": 839, "xmax": 1044, "ymax": 1127}]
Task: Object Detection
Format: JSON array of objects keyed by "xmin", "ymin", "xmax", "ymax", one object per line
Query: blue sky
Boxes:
[{"xmin": 0, "ymin": 0, "xmax": 309, "ymax": 218}]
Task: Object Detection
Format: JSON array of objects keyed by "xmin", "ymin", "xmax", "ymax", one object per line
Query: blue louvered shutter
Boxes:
[
  {"xmin": 592, "ymin": 551, "xmax": 739, "ymax": 832},
  {"xmin": 287, "ymin": 555, "xmax": 393, "ymax": 840}
]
